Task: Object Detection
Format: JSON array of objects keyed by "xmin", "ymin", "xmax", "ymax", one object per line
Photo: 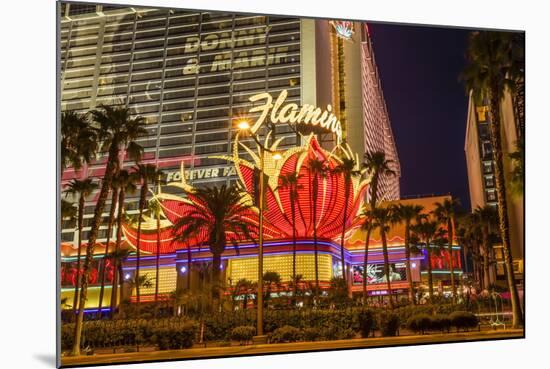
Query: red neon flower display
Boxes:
[{"xmin": 122, "ymin": 135, "xmax": 369, "ymax": 254}]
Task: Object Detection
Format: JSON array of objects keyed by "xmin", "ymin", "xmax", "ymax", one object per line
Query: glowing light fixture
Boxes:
[
  {"xmin": 412, "ymin": 262, "xmax": 417, "ymax": 268},
  {"xmin": 272, "ymin": 152, "xmax": 282, "ymax": 161},
  {"xmin": 180, "ymin": 266, "xmax": 187, "ymax": 274},
  {"xmin": 124, "ymin": 273, "xmax": 131, "ymax": 280},
  {"xmin": 237, "ymin": 120, "xmax": 250, "ymax": 130}
]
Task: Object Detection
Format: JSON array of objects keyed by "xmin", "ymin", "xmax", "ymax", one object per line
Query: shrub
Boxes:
[
  {"xmin": 406, "ymin": 314, "xmax": 432, "ymax": 335},
  {"xmin": 449, "ymin": 311, "xmax": 478, "ymax": 332},
  {"xmin": 152, "ymin": 322, "xmax": 197, "ymax": 350},
  {"xmin": 302, "ymin": 327, "xmax": 322, "ymax": 341},
  {"xmin": 357, "ymin": 310, "xmax": 377, "ymax": 338},
  {"xmin": 230, "ymin": 326, "xmax": 256, "ymax": 345},
  {"xmin": 430, "ymin": 315, "xmax": 451, "ymax": 333},
  {"xmin": 269, "ymin": 326, "xmax": 302, "ymax": 343},
  {"xmin": 379, "ymin": 312, "xmax": 400, "ymax": 337}
]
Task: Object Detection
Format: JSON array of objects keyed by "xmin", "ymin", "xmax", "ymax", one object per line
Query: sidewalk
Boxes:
[{"xmin": 61, "ymin": 329, "xmax": 524, "ymax": 367}]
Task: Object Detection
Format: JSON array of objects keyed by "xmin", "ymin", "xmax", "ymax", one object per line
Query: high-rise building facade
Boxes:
[
  {"xmin": 464, "ymin": 89, "xmax": 524, "ymax": 281},
  {"xmin": 59, "ymin": 3, "xmax": 403, "ymax": 308},
  {"xmin": 60, "ymin": 4, "xmax": 400, "ymax": 246}
]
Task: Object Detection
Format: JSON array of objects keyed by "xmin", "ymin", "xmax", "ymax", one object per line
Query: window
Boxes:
[
  {"xmin": 486, "ymin": 189, "xmax": 497, "ymax": 202},
  {"xmin": 484, "ymin": 175, "xmax": 495, "ymax": 188},
  {"xmin": 482, "ymin": 161, "xmax": 493, "ymax": 174}
]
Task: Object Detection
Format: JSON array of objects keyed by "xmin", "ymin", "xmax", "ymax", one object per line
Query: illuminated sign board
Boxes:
[
  {"xmin": 248, "ymin": 89, "xmax": 343, "ymax": 144},
  {"xmin": 352, "ymin": 263, "xmax": 407, "ymax": 285},
  {"xmin": 165, "ymin": 166, "xmax": 236, "ymax": 182}
]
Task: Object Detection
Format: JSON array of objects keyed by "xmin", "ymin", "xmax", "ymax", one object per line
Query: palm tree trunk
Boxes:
[
  {"xmin": 426, "ymin": 238, "xmax": 434, "ymax": 300},
  {"xmin": 404, "ymin": 222, "xmax": 415, "ymax": 304},
  {"xmin": 448, "ymin": 219, "xmax": 456, "ymax": 303},
  {"xmin": 72, "ymin": 143, "xmax": 118, "ymax": 356},
  {"xmin": 97, "ymin": 187, "xmax": 118, "ymax": 319},
  {"xmin": 72, "ymin": 195, "xmax": 84, "ymax": 319},
  {"xmin": 312, "ymin": 174, "xmax": 319, "ymax": 301},
  {"xmin": 362, "ymin": 225, "xmax": 372, "ymax": 303},
  {"xmin": 135, "ymin": 184, "xmax": 148, "ymax": 319},
  {"xmin": 339, "ymin": 180, "xmax": 350, "ymax": 286},
  {"xmin": 212, "ymin": 252, "xmax": 221, "ymax": 302},
  {"xmin": 488, "ymin": 89, "xmax": 523, "ymax": 327},
  {"xmin": 110, "ymin": 187, "xmax": 126, "ymax": 318},
  {"xmin": 291, "ymin": 195, "xmax": 297, "ymax": 305},
  {"xmin": 381, "ymin": 229, "xmax": 393, "ymax": 308},
  {"xmin": 154, "ymin": 208, "xmax": 161, "ymax": 318}
]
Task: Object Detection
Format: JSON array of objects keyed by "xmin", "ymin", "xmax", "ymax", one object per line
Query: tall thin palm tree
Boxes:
[
  {"xmin": 394, "ymin": 203, "xmax": 424, "ymax": 304},
  {"xmin": 361, "ymin": 151, "xmax": 396, "ymax": 301},
  {"xmin": 457, "ymin": 214, "xmax": 484, "ymax": 290},
  {"xmin": 277, "ymin": 172, "xmax": 302, "ymax": 303},
  {"xmin": 171, "ymin": 184, "xmax": 254, "ymax": 304},
  {"xmin": 306, "ymin": 157, "xmax": 327, "ymax": 300},
  {"xmin": 109, "ymin": 169, "xmax": 137, "ymax": 317},
  {"xmin": 63, "ymin": 178, "xmax": 98, "ymax": 318},
  {"xmin": 367, "ymin": 205, "xmax": 396, "ymax": 308},
  {"xmin": 462, "ymin": 30, "xmax": 524, "ymax": 327},
  {"xmin": 474, "ymin": 205, "xmax": 499, "ymax": 290},
  {"xmin": 333, "ymin": 157, "xmax": 361, "ymax": 287},
  {"xmin": 132, "ymin": 164, "xmax": 164, "ymax": 314},
  {"xmin": 148, "ymin": 193, "xmax": 164, "ymax": 316},
  {"xmin": 96, "ymin": 176, "xmax": 120, "ymax": 319},
  {"xmin": 61, "ymin": 110, "xmax": 99, "ymax": 174},
  {"xmin": 411, "ymin": 216, "xmax": 446, "ymax": 301},
  {"xmin": 433, "ymin": 198, "xmax": 461, "ymax": 303},
  {"xmin": 72, "ymin": 105, "xmax": 146, "ymax": 356}
]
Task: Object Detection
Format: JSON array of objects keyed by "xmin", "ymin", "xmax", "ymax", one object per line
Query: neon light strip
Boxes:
[
  {"xmin": 122, "ymin": 264, "xmax": 176, "ymax": 271},
  {"xmin": 421, "ymin": 270, "xmax": 463, "ymax": 274}
]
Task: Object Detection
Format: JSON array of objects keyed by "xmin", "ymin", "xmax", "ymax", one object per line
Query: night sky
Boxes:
[{"xmin": 368, "ymin": 23, "xmax": 472, "ymax": 210}]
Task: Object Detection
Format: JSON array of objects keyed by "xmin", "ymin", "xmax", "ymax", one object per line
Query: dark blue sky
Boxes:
[{"xmin": 368, "ymin": 23, "xmax": 471, "ymax": 209}]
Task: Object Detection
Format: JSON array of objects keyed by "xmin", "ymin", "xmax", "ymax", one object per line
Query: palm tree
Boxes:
[
  {"xmin": 462, "ymin": 30, "xmax": 524, "ymax": 327},
  {"xmin": 474, "ymin": 205, "xmax": 499, "ymax": 290},
  {"xmin": 306, "ymin": 157, "xmax": 327, "ymax": 300},
  {"xmin": 63, "ymin": 178, "xmax": 98, "ymax": 318},
  {"xmin": 105, "ymin": 247, "xmax": 131, "ymax": 315},
  {"xmin": 72, "ymin": 105, "xmax": 146, "ymax": 356},
  {"xmin": 394, "ymin": 204, "xmax": 424, "ymax": 304},
  {"xmin": 262, "ymin": 271, "xmax": 282, "ymax": 308},
  {"xmin": 148, "ymin": 194, "xmax": 164, "ymax": 315},
  {"xmin": 509, "ymin": 136, "xmax": 524, "ymax": 196},
  {"xmin": 433, "ymin": 198, "xmax": 461, "ymax": 303},
  {"xmin": 132, "ymin": 164, "xmax": 164, "ymax": 314},
  {"xmin": 411, "ymin": 216, "xmax": 446, "ymax": 301},
  {"xmin": 96, "ymin": 177, "xmax": 121, "ymax": 319},
  {"xmin": 457, "ymin": 214, "xmax": 484, "ymax": 290},
  {"xmin": 361, "ymin": 151, "xmax": 396, "ymax": 301},
  {"xmin": 367, "ymin": 205, "xmax": 396, "ymax": 308},
  {"xmin": 109, "ymin": 169, "xmax": 137, "ymax": 317},
  {"xmin": 61, "ymin": 199, "xmax": 77, "ymax": 221},
  {"xmin": 333, "ymin": 157, "xmax": 361, "ymax": 286},
  {"xmin": 171, "ymin": 184, "xmax": 254, "ymax": 304},
  {"xmin": 61, "ymin": 110, "xmax": 98, "ymax": 174},
  {"xmin": 277, "ymin": 172, "xmax": 302, "ymax": 303}
]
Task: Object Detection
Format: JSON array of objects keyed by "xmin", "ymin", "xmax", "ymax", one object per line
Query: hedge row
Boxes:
[
  {"xmin": 61, "ymin": 319, "xmax": 197, "ymax": 351},
  {"xmin": 406, "ymin": 311, "xmax": 479, "ymax": 334}
]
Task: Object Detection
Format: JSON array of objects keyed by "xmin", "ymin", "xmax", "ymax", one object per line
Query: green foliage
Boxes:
[
  {"xmin": 430, "ymin": 315, "xmax": 452, "ymax": 333},
  {"xmin": 61, "ymin": 318, "xmax": 197, "ymax": 351},
  {"xmin": 269, "ymin": 326, "xmax": 302, "ymax": 343},
  {"xmin": 230, "ymin": 326, "xmax": 256, "ymax": 345},
  {"xmin": 302, "ymin": 327, "xmax": 322, "ymax": 341},
  {"xmin": 378, "ymin": 312, "xmax": 400, "ymax": 337},
  {"xmin": 152, "ymin": 322, "xmax": 197, "ymax": 350},
  {"xmin": 357, "ymin": 310, "xmax": 377, "ymax": 338},
  {"xmin": 406, "ymin": 314, "xmax": 432, "ymax": 334},
  {"xmin": 449, "ymin": 311, "xmax": 479, "ymax": 331}
]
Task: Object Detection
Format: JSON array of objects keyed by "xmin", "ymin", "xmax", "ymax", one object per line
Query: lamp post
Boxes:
[{"xmin": 237, "ymin": 119, "xmax": 280, "ymax": 337}]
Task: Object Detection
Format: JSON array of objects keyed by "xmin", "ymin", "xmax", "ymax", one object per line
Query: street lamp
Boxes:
[{"xmin": 237, "ymin": 119, "xmax": 280, "ymax": 338}]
